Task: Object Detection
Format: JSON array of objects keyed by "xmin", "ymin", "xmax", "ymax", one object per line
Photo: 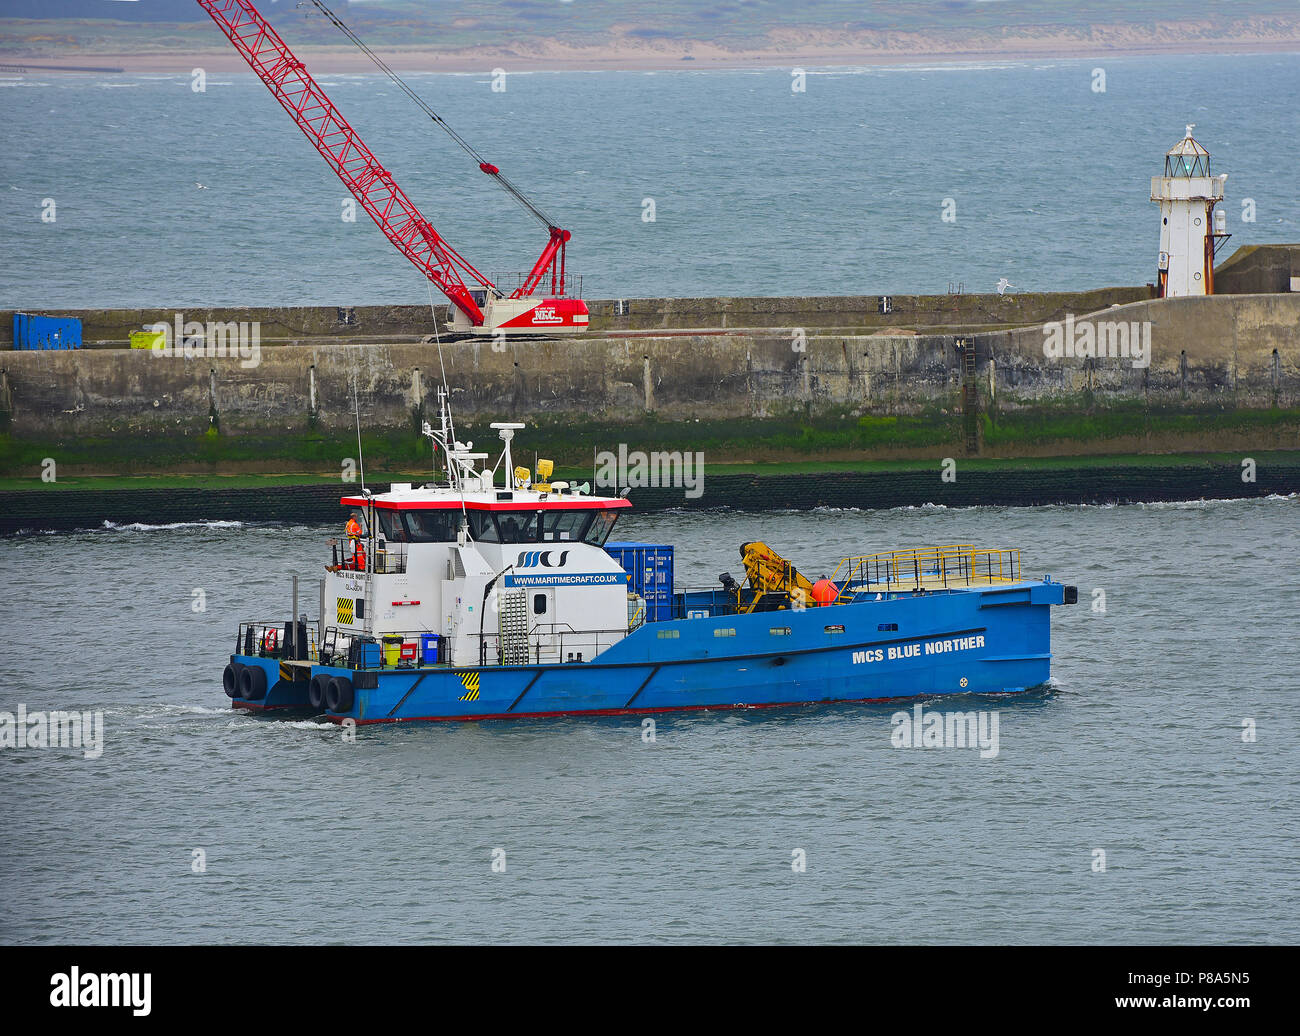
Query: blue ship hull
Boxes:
[{"xmin": 229, "ymin": 580, "xmax": 1066, "ymax": 724}]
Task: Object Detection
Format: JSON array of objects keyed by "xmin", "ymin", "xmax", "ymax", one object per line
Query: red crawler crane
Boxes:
[{"xmin": 196, "ymin": 0, "xmax": 588, "ymax": 335}]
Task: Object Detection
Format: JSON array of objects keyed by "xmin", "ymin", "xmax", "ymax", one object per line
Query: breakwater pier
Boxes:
[{"xmin": 2, "ymin": 246, "xmax": 1297, "ymax": 529}]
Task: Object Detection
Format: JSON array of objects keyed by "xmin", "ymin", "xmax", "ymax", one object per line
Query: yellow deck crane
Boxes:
[{"xmin": 730, "ymin": 541, "xmax": 826, "ymax": 613}]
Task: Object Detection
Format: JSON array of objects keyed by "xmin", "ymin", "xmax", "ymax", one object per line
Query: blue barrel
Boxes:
[{"xmin": 421, "ymin": 633, "xmax": 440, "ymax": 664}]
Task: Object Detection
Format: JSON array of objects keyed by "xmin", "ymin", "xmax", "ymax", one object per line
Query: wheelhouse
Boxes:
[{"xmin": 353, "ymin": 500, "xmax": 623, "ymax": 547}]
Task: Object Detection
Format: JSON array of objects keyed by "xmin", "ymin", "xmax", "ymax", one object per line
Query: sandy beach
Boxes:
[{"xmin": 4, "ymin": 30, "xmax": 1299, "ymax": 75}]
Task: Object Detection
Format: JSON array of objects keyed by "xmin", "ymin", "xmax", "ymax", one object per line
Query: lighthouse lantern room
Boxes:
[{"xmin": 1150, "ymin": 125, "xmax": 1230, "ymax": 297}]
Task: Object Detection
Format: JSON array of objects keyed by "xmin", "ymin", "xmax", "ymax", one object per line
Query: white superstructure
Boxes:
[
  {"xmin": 325, "ymin": 393, "xmax": 633, "ymax": 668},
  {"xmin": 1150, "ymin": 125, "xmax": 1230, "ymax": 297}
]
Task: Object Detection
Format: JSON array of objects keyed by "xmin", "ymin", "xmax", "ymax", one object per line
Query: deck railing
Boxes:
[
  {"xmin": 316, "ymin": 627, "xmax": 443, "ymax": 669},
  {"xmin": 328, "ymin": 540, "xmax": 408, "ymax": 575},
  {"xmin": 309, "ymin": 625, "xmax": 631, "ymax": 669},
  {"xmin": 489, "ymin": 271, "xmax": 583, "ymax": 299},
  {"xmin": 475, "ymin": 627, "xmax": 629, "ymax": 667},
  {"xmin": 831, "ymin": 545, "xmax": 1022, "ymax": 593},
  {"xmin": 673, "ymin": 589, "xmax": 741, "ymax": 619},
  {"xmin": 236, "ymin": 620, "xmax": 317, "ymax": 660}
]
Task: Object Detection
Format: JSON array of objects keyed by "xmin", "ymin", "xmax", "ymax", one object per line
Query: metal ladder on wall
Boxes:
[
  {"xmin": 497, "ymin": 590, "xmax": 530, "ymax": 665},
  {"xmin": 959, "ymin": 339, "xmax": 979, "ymax": 454},
  {"xmin": 320, "ymin": 626, "xmax": 338, "ymax": 665}
]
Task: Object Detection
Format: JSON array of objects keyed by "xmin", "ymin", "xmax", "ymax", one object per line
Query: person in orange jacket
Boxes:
[{"xmin": 346, "ymin": 512, "xmax": 366, "ymax": 570}]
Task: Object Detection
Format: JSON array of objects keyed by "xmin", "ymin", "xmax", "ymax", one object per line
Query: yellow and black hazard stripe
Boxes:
[
  {"xmin": 279, "ymin": 661, "xmax": 308, "ymax": 683},
  {"xmin": 456, "ymin": 671, "xmax": 481, "ymax": 702},
  {"xmin": 336, "ymin": 597, "xmax": 354, "ymax": 625}
]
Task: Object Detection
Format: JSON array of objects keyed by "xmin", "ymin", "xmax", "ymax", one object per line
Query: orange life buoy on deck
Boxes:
[
  {"xmin": 262, "ymin": 627, "xmax": 279, "ymax": 652},
  {"xmin": 811, "ymin": 578, "xmax": 838, "ymax": 606}
]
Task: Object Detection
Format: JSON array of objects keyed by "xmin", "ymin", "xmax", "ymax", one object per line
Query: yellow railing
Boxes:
[{"xmin": 830, "ymin": 545, "xmax": 1022, "ymax": 593}]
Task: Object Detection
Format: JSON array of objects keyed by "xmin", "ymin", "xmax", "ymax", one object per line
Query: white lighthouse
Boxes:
[{"xmin": 1150, "ymin": 125, "xmax": 1229, "ymax": 297}]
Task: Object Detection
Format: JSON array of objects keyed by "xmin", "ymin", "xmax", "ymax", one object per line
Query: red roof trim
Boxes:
[{"xmin": 340, "ymin": 496, "xmax": 632, "ymax": 512}]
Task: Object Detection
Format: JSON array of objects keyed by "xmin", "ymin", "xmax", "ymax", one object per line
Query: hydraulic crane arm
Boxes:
[
  {"xmin": 196, "ymin": 0, "xmax": 494, "ymax": 324},
  {"xmin": 739, "ymin": 542, "xmax": 816, "ymax": 599}
]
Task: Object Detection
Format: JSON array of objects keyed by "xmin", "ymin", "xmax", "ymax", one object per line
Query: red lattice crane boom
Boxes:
[{"xmin": 196, "ymin": 0, "xmax": 588, "ymax": 335}]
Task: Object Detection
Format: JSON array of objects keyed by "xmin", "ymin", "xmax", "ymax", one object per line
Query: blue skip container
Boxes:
[{"xmin": 12, "ymin": 313, "xmax": 82, "ymax": 350}]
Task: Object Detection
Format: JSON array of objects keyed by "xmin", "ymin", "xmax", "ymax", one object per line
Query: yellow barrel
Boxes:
[{"xmin": 382, "ymin": 635, "xmax": 402, "ymax": 667}]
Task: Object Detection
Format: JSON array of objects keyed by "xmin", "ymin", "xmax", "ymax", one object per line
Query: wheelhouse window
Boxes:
[
  {"xmin": 541, "ymin": 509, "xmax": 591, "ymax": 542},
  {"xmin": 377, "ymin": 509, "xmax": 406, "ymax": 542},
  {"xmin": 400, "ymin": 509, "xmax": 459, "ymax": 543},
  {"xmin": 495, "ymin": 511, "xmax": 541, "ymax": 544},
  {"xmin": 457, "ymin": 507, "xmax": 620, "ymax": 545},
  {"xmin": 583, "ymin": 509, "xmax": 620, "ymax": 547},
  {"xmin": 466, "ymin": 511, "xmax": 499, "ymax": 543}
]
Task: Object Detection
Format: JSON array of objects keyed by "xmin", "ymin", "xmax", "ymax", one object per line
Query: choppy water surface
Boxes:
[
  {"xmin": 2, "ymin": 498, "xmax": 1297, "ymax": 944},
  {"xmin": 1, "ymin": 54, "xmax": 1298, "ymax": 306}
]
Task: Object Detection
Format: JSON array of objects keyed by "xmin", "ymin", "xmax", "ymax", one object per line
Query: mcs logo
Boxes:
[{"xmin": 516, "ymin": 550, "xmax": 570, "ymax": 568}]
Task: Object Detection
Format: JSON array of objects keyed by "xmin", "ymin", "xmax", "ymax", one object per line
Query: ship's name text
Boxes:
[{"xmin": 853, "ymin": 634, "xmax": 985, "ymax": 665}]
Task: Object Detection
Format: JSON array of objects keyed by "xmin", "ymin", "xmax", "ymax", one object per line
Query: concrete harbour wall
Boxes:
[
  {"xmin": 0, "ymin": 287, "xmax": 1151, "ymax": 349},
  {"xmin": 0, "ymin": 293, "xmax": 1296, "ymax": 444}
]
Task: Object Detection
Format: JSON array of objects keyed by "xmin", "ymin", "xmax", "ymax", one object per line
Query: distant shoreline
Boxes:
[{"xmin": 3, "ymin": 40, "xmax": 1299, "ymax": 75}]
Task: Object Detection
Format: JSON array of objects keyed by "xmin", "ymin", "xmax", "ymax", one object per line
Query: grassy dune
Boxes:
[{"xmin": 3, "ymin": 0, "xmax": 1299, "ymax": 65}]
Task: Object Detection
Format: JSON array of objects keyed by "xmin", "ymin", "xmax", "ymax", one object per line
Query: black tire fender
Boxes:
[
  {"xmin": 223, "ymin": 663, "xmax": 243, "ymax": 698},
  {"xmin": 238, "ymin": 664, "xmax": 268, "ymax": 701},
  {"xmin": 325, "ymin": 676, "xmax": 354, "ymax": 713},
  {"xmin": 308, "ymin": 672, "xmax": 330, "ymax": 710}
]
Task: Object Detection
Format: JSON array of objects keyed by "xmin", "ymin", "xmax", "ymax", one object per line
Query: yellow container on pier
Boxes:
[{"xmin": 130, "ymin": 329, "xmax": 165, "ymax": 350}]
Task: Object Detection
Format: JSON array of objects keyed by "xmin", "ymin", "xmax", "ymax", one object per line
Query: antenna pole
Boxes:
[{"xmin": 353, "ymin": 376, "xmax": 366, "ymax": 492}]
